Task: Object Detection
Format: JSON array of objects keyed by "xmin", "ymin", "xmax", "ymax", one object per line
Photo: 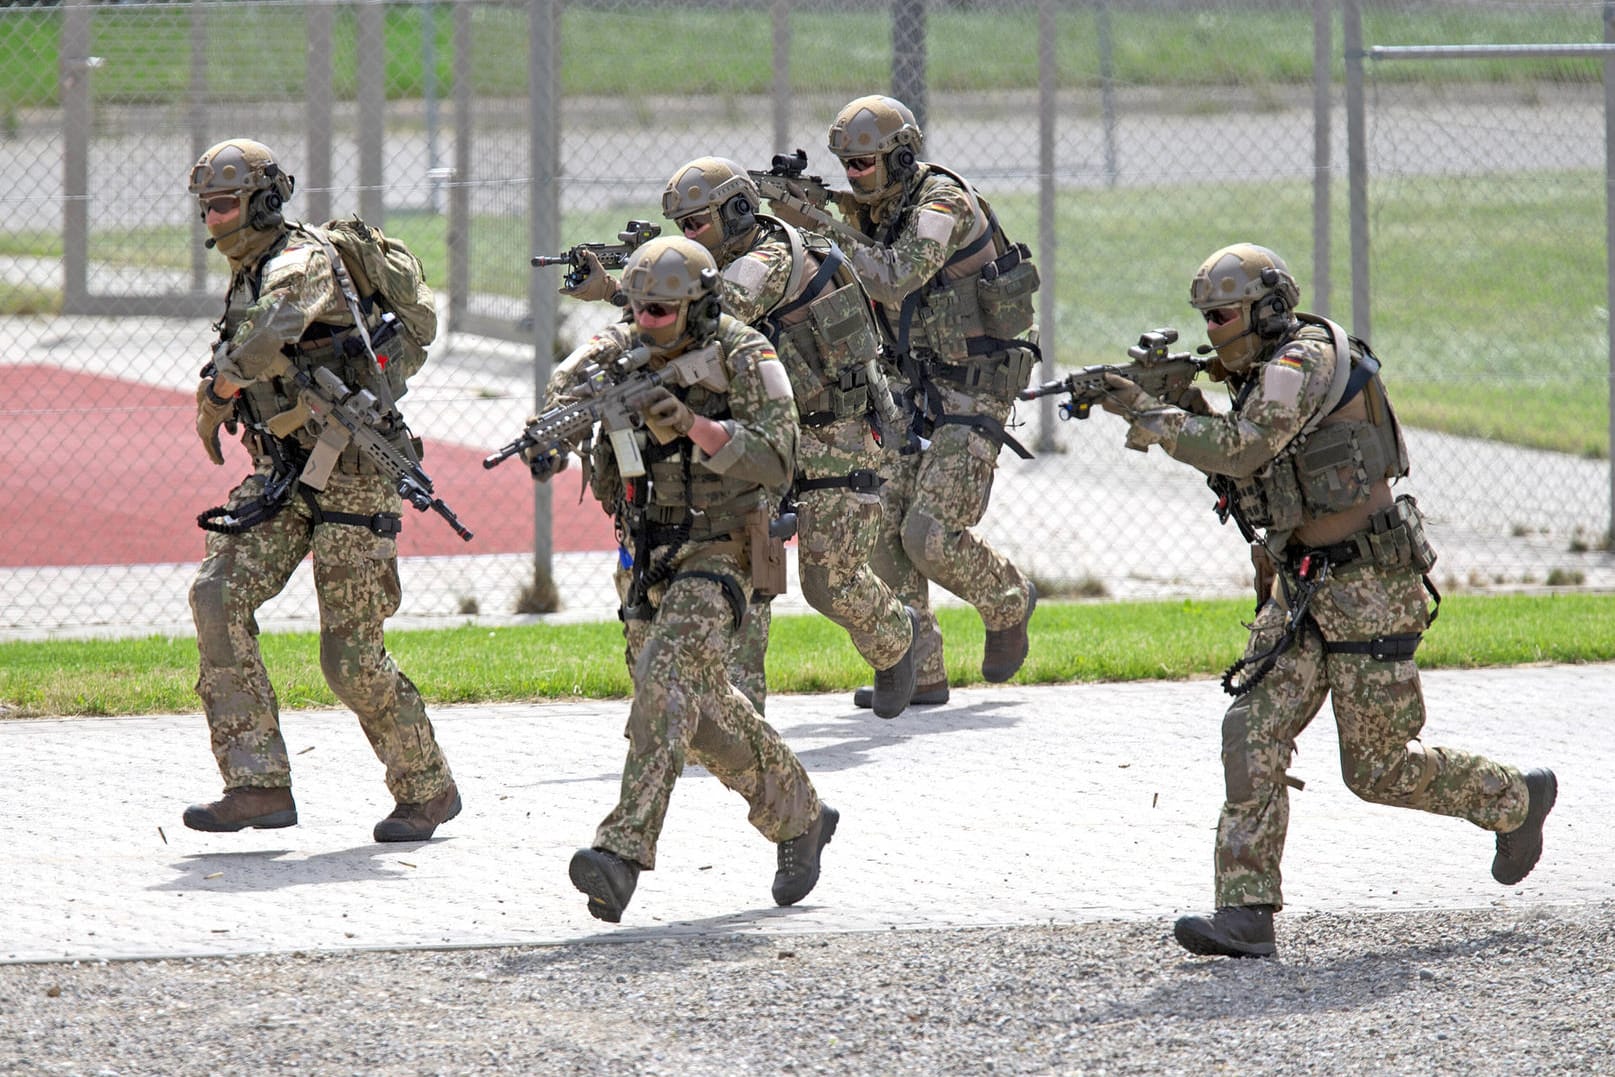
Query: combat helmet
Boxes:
[
  {"xmin": 827, "ymin": 95, "xmax": 923, "ymax": 204},
  {"xmin": 1188, "ymin": 243, "xmax": 1301, "ymax": 374},
  {"xmin": 661, "ymin": 157, "xmax": 760, "ymax": 263},
  {"xmin": 620, "ymin": 235, "xmax": 722, "ymax": 356},
  {"xmin": 187, "ymin": 138, "xmax": 295, "ymax": 259}
]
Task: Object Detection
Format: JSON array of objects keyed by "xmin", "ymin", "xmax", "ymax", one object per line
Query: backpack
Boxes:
[{"xmin": 308, "ymin": 217, "xmax": 437, "ymax": 389}]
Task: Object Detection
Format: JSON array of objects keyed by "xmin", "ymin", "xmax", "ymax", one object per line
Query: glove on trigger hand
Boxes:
[{"xmin": 637, "ymin": 385, "xmax": 695, "ymax": 436}]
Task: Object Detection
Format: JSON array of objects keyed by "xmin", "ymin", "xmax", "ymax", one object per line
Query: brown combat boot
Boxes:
[
  {"xmin": 373, "ymin": 782, "xmax": 462, "ymax": 843},
  {"xmin": 1173, "ymin": 904, "xmax": 1277, "ymax": 958},
  {"xmin": 982, "ymin": 580, "xmax": 1037, "ymax": 683},
  {"xmin": 182, "ymin": 786, "xmax": 298, "ymax": 832}
]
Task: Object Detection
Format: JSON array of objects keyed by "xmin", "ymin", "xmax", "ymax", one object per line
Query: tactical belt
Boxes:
[
  {"xmin": 1287, "ymin": 536, "xmax": 1368, "ymax": 570},
  {"xmin": 794, "ymin": 468, "xmax": 885, "ymax": 494}
]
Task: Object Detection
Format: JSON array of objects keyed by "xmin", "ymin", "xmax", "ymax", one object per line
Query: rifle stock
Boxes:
[{"xmin": 748, "ymin": 150, "xmax": 867, "ymax": 247}]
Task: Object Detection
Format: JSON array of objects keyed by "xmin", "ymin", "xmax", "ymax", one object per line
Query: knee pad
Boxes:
[
  {"xmin": 900, "ymin": 509, "xmax": 946, "ymax": 572},
  {"xmin": 190, "ymin": 573, "xmax": 237, "ymax": 667}
]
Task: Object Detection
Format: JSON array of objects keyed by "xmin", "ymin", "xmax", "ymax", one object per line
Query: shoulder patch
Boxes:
[
  {"xmin": 724, "ymin": 254, "xmax": 769, "ymax": 296},
  {"xmin": 915, "ymin": 208, "xmax": 955, "ymax": 245},
  {"xmin": 1261, "ymin": 357, "xmax": 1304, "ymax": 409},
  {"xmin": 757, "ymin": 356, "xmax": 793, "ymax": 401}
]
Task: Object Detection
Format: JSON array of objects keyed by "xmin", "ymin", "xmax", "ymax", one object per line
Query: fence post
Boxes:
[
  {"xmin": 1606, "ymin": 1, "xmax": 1615, "ymax": 541},
  {"xmin": 1344, "ymin": 0, "xmax": 1369, "ymax": 339},
  {"xmin": 449, "ymin": 0, "xmax": 472, "ymax": 333},
  {"xmin": 189, "ymin": 0, "xmax": 209, "ymax": 292},
  {"xmin": 1312, "ymin": 0, "xmax": 1331, "ymax": 318},
  {"xmin": 357, "ymin": 0, "xmax": 387, "ymax": 225},
  {"xmin": 306, "ymin": 1, "xmax": 334, "ymax": 224},
  {"xmin": 529, "ymin": 0, "xmax": 561, "ymax": 591},
  {"xmin": 892, "ymin": 0, "xmax": 926, "ymax": 129},
  {"xmin": 771, "ymin": 0, "xmax": 791, "ymax": 152},
  {"xmin": 60, "ymin": 0, "xmax": 91, "ymax": 314},
  {"xmin": 1034, "ymin": 0, "xmax": 1057, "ymax": 452}
]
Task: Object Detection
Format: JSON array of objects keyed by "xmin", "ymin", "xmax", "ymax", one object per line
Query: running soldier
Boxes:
[{"xmin": 1099, "ymin": 242, "xmax": 1557, "ymax": 958}]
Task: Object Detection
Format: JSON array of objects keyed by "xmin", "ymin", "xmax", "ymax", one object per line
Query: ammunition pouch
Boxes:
[
  {"xmin": 1286, "ymin": 495, "xmax": 1437, "ymax": 574},
  {"xmin": 927, "ymin": 345, "xmax": 1039, "ymax": 401},
  {"xmin": 975, "ymin": 245, "xmax": 1039, "ymax": 340},
  {"xmin": 799, "ymin": 364, "xmax": 873, "ymax": 427}
]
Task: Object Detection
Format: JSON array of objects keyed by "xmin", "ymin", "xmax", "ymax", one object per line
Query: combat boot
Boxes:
[
  {"xmin": 373, "ymin": 782, "xmax": 461, "ymax": 843},
  {"xmin": 1173, "ymin": 904, "xmax": 1277, "ymax": 958},
  {"xmin": 982, "ymin": 581, "xmax": 1037, "ymax": 683},
  {"xmin": 1492, "ymin": 768, "xmax": 1558, "ymax": 885},
  {"xmin": 569, "ymin": 847, "xmax": 641, "ymax": 923},
  {"xmin": 182, "ymin": 786, "xmax": 298, "ymax": 832},
  {"xmin": 773, "ymin": 804, "xmax": 839, "ymax": 907},
  {"xmin": 869, "ymin": 607, "xmax": 922, "ymax": 719},
  {"xmin": 853, "ymin": 679, "xmax": 949, "ymax": 710}
]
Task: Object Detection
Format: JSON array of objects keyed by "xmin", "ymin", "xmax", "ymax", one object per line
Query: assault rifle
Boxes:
[
  {"xmin": 531, "ymin": 219, "xmax": 663, "ymax": 297},
  {"xmin": 747, "ymin": 149, "xmax": 867, "ymax": 247},
  {"xmin": 483, "ymin": 342, "xmax": 728, "ymax": 480},
  {"xmin": 1018, "ymin": 328, "xmax": 1208, "ymax": 421},
  {"xmin": 295, "ymin": 364, "xmax": 475, "ymax": 541}
]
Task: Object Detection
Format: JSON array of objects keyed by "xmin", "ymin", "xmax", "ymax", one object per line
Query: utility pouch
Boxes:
[
  {"xmin": 976, "ymin": 255, "xmax": 1039, "ymax": 340},
  {"xmin": 1366, "ymin": 494, "xmax": 1437, "ymax": 573},
  {"xmin": 747, "ymin": 507, "xmax": 787, "ymax": 597}
]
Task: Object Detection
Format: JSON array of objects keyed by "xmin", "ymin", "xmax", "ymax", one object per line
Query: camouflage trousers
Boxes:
[
  {"xmin": 796, "ymin": 418, "xmax": 914, "ymax": 672},
  {"xmin": 189, "ymin": 471, "xmax": 454, "ymax": 804},
  {"xmin": 615, "ymin": 564, "xmax": 771, "ymax": 713},
  {"xmin": 1215, "ymin": 561, "xmax": 1529, "ymax": 909},
  {"xmin": 871, "ymin": 384, "xmax": 1031, "ymax": 684},
  {"xmin": 595, "ymin": 540, "xmax": 819, "ymax": 870}
]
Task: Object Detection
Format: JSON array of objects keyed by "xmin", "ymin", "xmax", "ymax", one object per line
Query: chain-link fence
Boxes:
[{"xmin": 2, "ymin": 0, "xmax": 1611, "ymax": 638}]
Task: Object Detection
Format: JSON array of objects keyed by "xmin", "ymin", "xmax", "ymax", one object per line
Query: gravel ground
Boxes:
[{"xmin": 2, "ymin": 903, "xmax": 1610, "ymax": 1076}]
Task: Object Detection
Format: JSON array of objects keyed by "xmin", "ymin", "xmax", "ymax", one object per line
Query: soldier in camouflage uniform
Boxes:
[
  {"xmin": 182, "ymin": 139, "xmax": 460, "ymax": 842},
  {"xmin": 1099, "ymin": 243, "xmax": 1558, "ymax": 958},
  {"xmin": 547, "ymin": 236, "xmax": 837, "ymax": 923},
  {"xmin": 774, "ymin": 96, "xmax": 1040, "ymax": 707},
  {"xmin": 564, "ymin": 157, "xmax": 920, "ymax": 718}
]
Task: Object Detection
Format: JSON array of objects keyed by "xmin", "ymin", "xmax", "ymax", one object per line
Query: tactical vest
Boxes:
[
  {"xmin": 750, "ymin": 217, "xmax": 885, "ymax": 425},
  {"xmin": 227, "ymin": 233, "xmax": 408, "ymax": 477},
  {"xmin": 880, "ymin": 164, "xmax": 1040, "ymax": 397},
  {"xmin": 636, "ymin": 317, "xmax": 769, "ymax": 542},
  {"xmin": 1225, "ymin": 317, "xmax": 1410, "ymax": 535}
]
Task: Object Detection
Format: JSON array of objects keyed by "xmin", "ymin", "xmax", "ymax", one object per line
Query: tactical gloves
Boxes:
[
  {"xmin": 636, "ymin": 386, "xmax": 696, "ymax": 436},
  {"xmin": 1099, "ymin": 372, "xmax": 1169, "ymax": 453},
  {"xmin": 558, "ymin": 249, "xmax": 622, "ymax": 304},
  {"xmin": 518, "ymin": 419, "xmax": 571, "ymax": 481},
  {"xmin": 195, "ymin": 377, "xmax": 237, "ymax": 466}
]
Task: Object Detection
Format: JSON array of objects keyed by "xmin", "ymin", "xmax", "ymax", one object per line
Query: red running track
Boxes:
[{"xmin": 0, "ymin": 365, "xmax": 614, "ymax": 568}]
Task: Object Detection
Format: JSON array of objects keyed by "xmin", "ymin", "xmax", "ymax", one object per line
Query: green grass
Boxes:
[
  {"xmin": 0, "ymin": 5, "xmax": 1601, "ymax": 109},
  {"xmin": 3, "ymin": 592, "xmax": 1613, "ymax": 719}
]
